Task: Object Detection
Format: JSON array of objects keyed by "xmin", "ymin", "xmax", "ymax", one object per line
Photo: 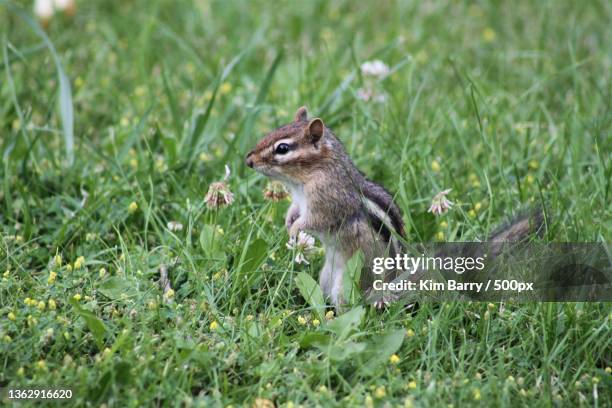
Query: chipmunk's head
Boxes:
[{"xmin": 245, "ymin": 106, "xmax": 330, "ymax": 183}]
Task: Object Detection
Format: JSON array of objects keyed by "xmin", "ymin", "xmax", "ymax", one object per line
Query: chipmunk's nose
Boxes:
[{"xmin": 245, "ymin": 150, "xmax": 254, "ymax": 168}]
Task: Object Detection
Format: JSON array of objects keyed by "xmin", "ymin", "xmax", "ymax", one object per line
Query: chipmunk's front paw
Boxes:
[
  {"xmin": 288, "ymin": 220, "xmax": 303, "ymax": 238},
  {"xmin": 285, "ymin": 206, "xmax": 300, "ymax": 230}
]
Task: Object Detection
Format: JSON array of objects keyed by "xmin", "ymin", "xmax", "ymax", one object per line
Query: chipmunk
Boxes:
[{"xmin": 246, "ymin": 107, "xmax": 544, "ymax": 308}]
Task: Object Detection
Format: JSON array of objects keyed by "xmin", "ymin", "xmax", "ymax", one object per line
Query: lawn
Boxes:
[{"xmin": 1, "ymin": 0, "xmax": 610, "ymax": 406}]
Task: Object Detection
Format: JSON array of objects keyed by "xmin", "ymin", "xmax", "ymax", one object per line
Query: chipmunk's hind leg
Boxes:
[
  {"xmin": 319, "ymin": 258, "xmax": 332, "ymax": 299},
  {"xmin": 319, "ymin": 241, "xmax": 346, "ymax": 308}
]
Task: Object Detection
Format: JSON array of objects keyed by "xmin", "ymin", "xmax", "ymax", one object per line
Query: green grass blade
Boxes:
[{"xmin": 1, "ymin": 0, "xmax": 74, "ymax": 166}]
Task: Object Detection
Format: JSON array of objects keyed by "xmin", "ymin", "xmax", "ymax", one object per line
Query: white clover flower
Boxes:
[
  {"xmin": 263, "ymin": 181, "xmax": 289, "ymax": 202},
  {"xmin": 357, "ymin": 88, "xmax": 386, "ymax": 103},
  {"xmin": 427, "ymin": 189, "xmax": 454, "ymax": 216},
  {"xmin": 54, "ymin": 0, "xmax": 75, "ymax": 11},
  {"xmin": 204, "ymin": 182, "xmax": 234, "ymax": 209},
  {"xmin": 360, "ymin": 60, "xmax": 390, "ymax": 77},
  {"xmin": 167, "ymin": 221, "xmax": 184, "ymax": 232},
  {"xmin": 34, "ymin": 0, "xmax": 54, "ymax": 20},
  {"xmin": 34, "ymin": 0, "xmax": 75, "ymax": 21},
  {"xmin": 286, "ymin": 232, "xmax": 317, "ymax": 265}
]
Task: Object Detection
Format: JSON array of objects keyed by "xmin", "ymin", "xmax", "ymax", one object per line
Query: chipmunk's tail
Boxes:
[
  {"xmin": 488, "ymin": 206, "xmax": 548, "ymax": 243},
  {"xmin": 369, "ymin": 205, "xmax": 550, "ymax": 308}
]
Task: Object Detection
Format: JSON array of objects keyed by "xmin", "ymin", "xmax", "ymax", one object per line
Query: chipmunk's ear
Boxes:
[
  {"xmin": 307, "ymin": 118, "xmax": 324, "ymax": 144},
  {"xmin": 294, "ymin": 106, "xmax": 308, "ymax": 122}
]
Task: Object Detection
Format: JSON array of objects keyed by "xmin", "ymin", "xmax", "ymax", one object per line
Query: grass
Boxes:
[{"xmin": 1, "ymin": 0, "xmax": 611, "ymax": 406}]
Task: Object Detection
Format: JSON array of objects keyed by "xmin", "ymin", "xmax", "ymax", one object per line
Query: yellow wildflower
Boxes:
[
  {"xmin": 474, "ymin": 202, "xmax": 482, "ymax": 212},
  {"xmin": 37, "ymin": 301, "xmax": 46, "ymax": 311},
  {"xmin": 17, "ymin": 367, "xmax": 25, "ymax": 376},
  {"xmin": 164, "ymin": 288, "xmax": 175, "ymax": 299},
  {"xmin": 436, "ymin": 231, "xmax": 445, "ymax": 241},
  {"xmin": 431, "ymin": 160, "xmax": 441, "ymax": 173},
  {"xmin": 389, "ymin": 354, "xmax": 400, "ymax": 364},
  {"xmin": 154, "ymin": 157, "xmax": 167, "ymax": 172},
  {"xmin": 48, "ymin": 299, "xmax": 57, "ymax": 310},
  {"xmin": 440, "ymin": 221, "xmax": 448, "ymax": 229},
  {"xmin": 312, "ymin": 319, "xmax": 320, "ymax": 327},
  {"xmin": 374, "ymin": 386, "xmax": 386, "ymax": 398},
  {"xmin": 473, "ymin": 389, "xmax": 481, "ymax": 401},
  {"xmin": 36, "ymin": 360, "xmax": 46, "ymax": 370},
  {"xmin": 99, "ymin": 268, "xmax": 107, "ymax": 278},
  {"xmin": 134, "ymin": 86, "xmax": 146, "ymax": 97},
  {"xmin": 297, "ymin": 316, "xmax": 307, "ymax": 325},
  {"xmin": 528, "ymin": 160, "xmax": 539, "ymax": 170},
  {"xmin": 219, "ymin": 82, "xmax": 232, "ymax": 95},
  {"xmin": 8, "ymin": 312, "xmax": 16, "ymax": 321},
  {"xmin": 48, "ymin": 271, "xmax": 57, "ymax": 284},
  {"xmin": 407, "ymin": 380, "xmax": 417, "ymax": 390},
  {"xmin": 209, "ymin": 320, "xmax": 219, "ymax": 331},
  {"xmin": 252, "ymin": 398, "xmax": 274, "ymax": 408},
  {"xmin": 73, "ymin": 294, "xmax": 82, "ymax": 302},
  {"xmin": 27, "ymin": 315, "xmax": 37, "ymax": 326},
  {"xmin": 325, "ymin": 310, "xmax": 335, "ymax": 320},
  {"xmin": 468, "ymin": 209, "xmax": 477, "ymax": 219},
  {"xmin": 128, "ymin": 201, "xmax": 138, "ymax": 214},
  {"xmin": 482, "ymin": 27, "xmax": 496, "ymax": 42},
  {"xmin": 406, "ymin": 329, "xmax": 415, "ymax": 337}
]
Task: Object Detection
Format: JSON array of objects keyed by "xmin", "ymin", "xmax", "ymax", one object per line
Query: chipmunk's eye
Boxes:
[{"xmin": 275, "ymin": 143, "xmax": 290, "ymax": 155}]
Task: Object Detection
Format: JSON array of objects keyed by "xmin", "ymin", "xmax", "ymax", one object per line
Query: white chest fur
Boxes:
[{"xmin": 287, "ymin": 184, "xmax": 308, "ymax": 216}]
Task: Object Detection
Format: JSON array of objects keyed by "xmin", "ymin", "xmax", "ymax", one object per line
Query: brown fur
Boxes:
[{"xmin": 246, "ymin": 107, "xmax": 405, "ymax": 306}]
